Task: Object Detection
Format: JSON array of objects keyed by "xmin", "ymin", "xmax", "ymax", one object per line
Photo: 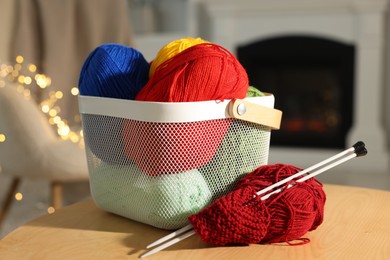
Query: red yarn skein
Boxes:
[
  {"xmin": 189, "ymin": 164, "xmax": 326, "ymax": 246},
  {"xmin": 236, "ymin": 164, "xmax": 326, "ymax": 244},
  {"xmin": 135, "ymin": 43, "xmax": 249, "ymax": 102}
]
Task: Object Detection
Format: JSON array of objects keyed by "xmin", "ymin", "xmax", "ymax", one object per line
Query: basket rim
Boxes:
[{"xmin": 78, "ymin": 94, "xmax": 275, "ymax": 123}]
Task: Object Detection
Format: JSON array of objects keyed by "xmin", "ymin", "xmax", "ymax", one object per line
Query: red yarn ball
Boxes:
[
  {"xmin": 122, "ymin": 119, "xmax": 232, "ymax": 175},
  {"xmin": 189, "ymin": 164, "xmax": 326, "ymax": 246},
  {"xmin": 135, "ymin": 43, "xmax": 249, "ymax": 102}
]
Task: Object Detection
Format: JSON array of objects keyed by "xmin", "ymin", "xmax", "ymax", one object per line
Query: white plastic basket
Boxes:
[{"xmin": 79, "ymin": 94, "xmax": 281, "ymax": 230}]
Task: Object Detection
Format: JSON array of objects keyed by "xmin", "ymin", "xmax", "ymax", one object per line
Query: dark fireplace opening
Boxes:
[{"xmin": 237, "ymin": 36, "xmax": 355, "ymax": 149}]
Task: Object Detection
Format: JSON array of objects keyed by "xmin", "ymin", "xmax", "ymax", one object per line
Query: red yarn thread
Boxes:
[
  {"xmin": 189, "ymin": 164, "xmax": 326, "ymax": 246},
  {"xmin": 135, "ymin": 43, "xmax": 249, "ymax": 102}
]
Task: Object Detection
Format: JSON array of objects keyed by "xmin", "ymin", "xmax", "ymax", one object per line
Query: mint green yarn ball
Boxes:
[
  {"xmin": 90, "ymin": 162, "xmax": 212, "ymax": 230},
  {"xmin": 199, "ymin": 120, "xmax": 270, "ymax": 199},
  {"xmin": 246, "ymin": 86, "xmax": 265, "ymax": 97},
  {"xmin": 147, "ymin": 172, "xmax": 213, "ymax": 229}
]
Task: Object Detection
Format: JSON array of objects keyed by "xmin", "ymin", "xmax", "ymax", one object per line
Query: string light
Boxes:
[
  {"xmin": 71, "ymin": 87, "xmax": 79, "ymax": 95},
  {"xmin": 15, "ymin": 192, "xmax": 23, "ymax": 201},
  {"xmin": 1, "ymin": 57, "xmax": 85, "ymax": 209},
  {"xmin": 16, "ymin": 55, "xmax": 24, "ymax": 64},
  {"xmin": 0, "ymin": 57, "xmax": 84, "ymax": 147}
]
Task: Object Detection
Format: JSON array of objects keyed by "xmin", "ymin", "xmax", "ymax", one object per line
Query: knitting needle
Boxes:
[
  {"xmin": 142, "ymin": 229, "xmax": 197, "ymax": 258},
  {"xmin": 255, "ymin": 141, "xmax": 365, "ymax": 197},
  {"xmin": 146, "ymin": 224, "xmax": 193, "ymax": 249},
  {"xmin": 145, "ymin": 141, "xmax": 365, "ymax": 249},
  {"xmin": 140, "ymin": 142, "xmax": 367, "ymax": 258},
  {"xmin": 261, "ymin": 143, "xmax": 367, "ymax": 200}
]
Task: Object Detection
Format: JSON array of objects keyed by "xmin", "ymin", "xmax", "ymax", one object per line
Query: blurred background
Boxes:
[{"xmin": 1, "ymin": 0, "xmax": 390, "ymax": 239}]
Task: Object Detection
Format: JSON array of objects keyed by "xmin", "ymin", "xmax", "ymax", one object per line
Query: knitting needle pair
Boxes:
[{"xmin": 140, "ymin": 141, "xmax": 367, "ymax": 258}]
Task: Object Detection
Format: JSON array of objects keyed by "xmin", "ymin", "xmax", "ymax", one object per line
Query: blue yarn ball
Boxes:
[
  {"xmin": 79, "ymin": 44, "xmax": 149, "ymax": 165},
  {"xmin": 79, "ymin": 43, "xmax": 149, "ymax": 99}
]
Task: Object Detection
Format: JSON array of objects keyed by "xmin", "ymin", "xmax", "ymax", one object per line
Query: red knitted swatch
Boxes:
[
  {"xmin": 188, "ymin": 186, "xmax": 270, "ymax": 246},
  {"xmin": 189, "ymin": 164, "xmax": 326, "ymax": 246}
]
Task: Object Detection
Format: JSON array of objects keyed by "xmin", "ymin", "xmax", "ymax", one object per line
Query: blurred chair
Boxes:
[{"xmin": 0, "ymin": 83, "xmax": 89, "ymax": 226}]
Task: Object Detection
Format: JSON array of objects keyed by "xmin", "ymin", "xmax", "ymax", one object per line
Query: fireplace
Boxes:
[
  {"xmin": 237, "ymin": 36, "xmax": 355, "ymax": 149},
  {"xmin": 198, "ymin": 0, "xmax": 389, "ymax": 173}
]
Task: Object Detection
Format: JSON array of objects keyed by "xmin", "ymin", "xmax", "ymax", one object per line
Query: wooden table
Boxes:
[{"xmin": 1, "ymin": 184, "xmax": 390, "ymax": 259}]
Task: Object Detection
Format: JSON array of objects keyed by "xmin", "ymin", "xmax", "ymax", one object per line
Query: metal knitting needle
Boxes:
[
  {"xmin": 261, "ymin": 144, "xmax": 367, "ymax": 200},
  {"xmin": 140, "ymin": 141, "xmax": 367, "ymax": 258},
  {"xmin": 146, "ymin": 224, "xmax": 194, "ymax": 249},
  {"xmin": 256, "ymin": 141, "xmax": 365, "ymax": 197},
  {"xmin": 141, "ymin": 229, "xmax": 197, "ymax": 258}
]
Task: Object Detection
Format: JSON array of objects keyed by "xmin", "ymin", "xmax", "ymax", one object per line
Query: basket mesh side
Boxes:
[
  {"xmin": 199, "ymin": 120, "xmax": 270, "ymax": 199},
  {"xmin": 81, "ymin": 114, "xmax": 270, "ymax": 230},
  {"xmin": 122, "ymin": 118, "xmax": 232, "ymax": 175}
]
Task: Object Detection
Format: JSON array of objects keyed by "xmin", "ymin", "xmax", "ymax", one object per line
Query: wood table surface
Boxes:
[{"xmin": 1, "ymin": 184, "xmax": 390, "ymax": 259}]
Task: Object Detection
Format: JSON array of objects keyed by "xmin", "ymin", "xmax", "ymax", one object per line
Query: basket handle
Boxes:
[{"xmin": 228, "ymin": 99, "xmax": 283, "ymax": 130}]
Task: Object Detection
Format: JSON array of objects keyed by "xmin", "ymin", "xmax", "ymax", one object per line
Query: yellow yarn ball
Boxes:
[{"xmin": 149, "ymin": 37, "xmax": 209, "ymax": 77}]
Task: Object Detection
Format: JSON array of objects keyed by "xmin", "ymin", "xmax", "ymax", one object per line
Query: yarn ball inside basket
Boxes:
[
  {"xmin": 81, "ymin": 114, "xmax": 132, "ymax": 165},
  {"xmin": 198, "ymin": 119, "xmax": 271, "ymax": 199},
  {"xmin": 135, "ymin": 42, "xmax": 249, "ymax": 102},
  {"xmin": 90, "ymin": 162, "xmax": 212, "ymax": 230},
  {"xmin": 149, "ymin": 37, "xmax": 209, "ymax": 77},
  {"xmin": 246, "ymin": 86, "xmax": 265, "ymax": 97},
  {"xmin": 78, "ymin": 43, "xmax": 149, "ymax": 99},
  {"xmin": 122, "ymin": 118, "xmax": 233, "ymax": 175},
  {"xmin": 78, "ymin": 43, "xmax": 149, "ymax": 164},
  {"xmin": 189, "ymin": 164, "xmax": 326, "ymax": 246}
]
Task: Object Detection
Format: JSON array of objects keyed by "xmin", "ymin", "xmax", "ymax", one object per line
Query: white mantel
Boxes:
[{"xmin": 197, "ymin": 0, "xmax": 390, "ymax": 173}]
